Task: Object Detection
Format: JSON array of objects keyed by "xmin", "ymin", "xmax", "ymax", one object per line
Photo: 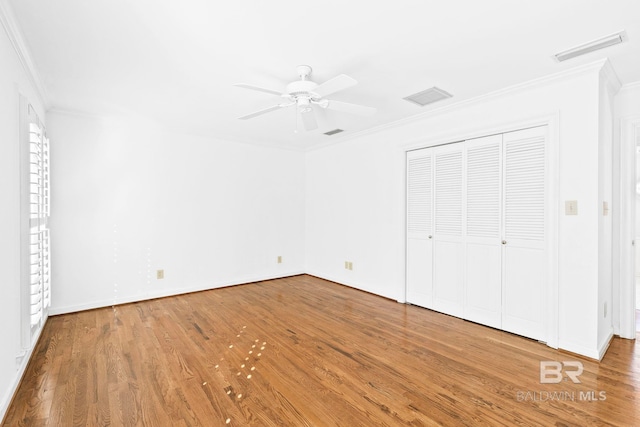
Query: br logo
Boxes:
[{"xmin": 540, "ymin": 361, "xmax": 583, "ymax": 384}]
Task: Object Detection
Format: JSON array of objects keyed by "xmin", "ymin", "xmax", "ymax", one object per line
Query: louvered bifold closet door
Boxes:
[
  {"xmin": 502, "ymin": 126, "xmax": 547, "ymax": 341},
  {"xmin": 433, "ymin": 143, "xmax": 464, "ymax": 317},
  {"xmin": 464, "ymin": 135, "xmax": 503, "ymax": 329},
  {"xmin": 406, "ymin": 149, "xmax": 434, "ymax": 308}
]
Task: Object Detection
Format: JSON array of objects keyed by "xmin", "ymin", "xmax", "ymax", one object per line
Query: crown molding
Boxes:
[
  {"xmin": 48, "ymin": 107, "xmax": 308, "ymax": 153},
  {"xmin": 307, "ymin": 59, "xmax": 610, "ymax": 152},
  {"xmin": 0, "ymin": 0, "xmax": 49, "ymax": 109},
  {"xmin": 619, "ymin": 80, "xmax": 640, "ymax": 94}
]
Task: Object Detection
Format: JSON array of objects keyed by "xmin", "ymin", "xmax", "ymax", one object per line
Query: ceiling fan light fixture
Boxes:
[
  {"xmin": 554, "ymin": 30, "xmax": 627, "ymax": 62},
  {"xmin": 235, "ymin": 65, "xmax": 375, "ymax": 131},
  {"xmin": 403, "ymin": 87, "xmax": 453, "ymax": 107}
]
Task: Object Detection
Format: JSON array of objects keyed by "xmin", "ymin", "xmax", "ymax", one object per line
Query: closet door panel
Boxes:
[
  {"xmin": 406, "ymin": 150, "xmax": 433, "ymax": 308},
  {"xmin": 432, "ymin": 144, "xmax": 464, "ymax": 318},
  {"xmin": 502, "ymin": 126, "xmax": 547, "ymax": 341},
  {"xmin": 503, "ymin": 247, "xmax": 545, "ymax": 339},
  {"xmin": 465, "ymin": 135, "xmax": 502, "ymax": 329},
  {"xmin": 433, "ymin": 241, "xmax": 464, "ymax": 316}
]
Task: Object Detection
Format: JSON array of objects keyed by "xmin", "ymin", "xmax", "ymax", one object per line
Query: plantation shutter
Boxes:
[
  {"xmin": 20, "ymin": 97, "xmax": 51, "ymax": 356},
  {"xmin": 28, "ymin": 122, "xmax": 51, "ymax": 329}
]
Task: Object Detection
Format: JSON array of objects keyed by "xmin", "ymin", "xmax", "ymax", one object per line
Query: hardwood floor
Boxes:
[{"xmin": 3, "ymin": 275, "xmax": 639, "ymax": 426}]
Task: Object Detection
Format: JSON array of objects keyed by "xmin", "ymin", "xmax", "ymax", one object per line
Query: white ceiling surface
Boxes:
[{"xmin": 8, "ymin": 0, "xmax": 640, "ymax": 150}]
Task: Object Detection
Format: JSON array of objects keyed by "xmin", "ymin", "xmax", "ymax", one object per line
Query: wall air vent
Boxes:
[
  {"xmin": 324, "ymin": 128, "xmax": 344, "ymax": 136},
  {"xmin": 554, "ymin": 31, "xmax": 627, "ymax": 62},
  {"xmin": 403, "ymin": 87, "xmax": 453, "ymax": 107}
]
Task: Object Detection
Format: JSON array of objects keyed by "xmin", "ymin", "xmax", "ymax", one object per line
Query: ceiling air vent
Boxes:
[
  {"xmin": 554, "ymin": 31, "xmax": 627, "ymax": 62},
  {"xmin": 403, "ymin": 87, "xmax": 453, "ymax": 107},
  {"xmin": 324, "ymin": 128, "xmax": 344, "ymax": 136}
]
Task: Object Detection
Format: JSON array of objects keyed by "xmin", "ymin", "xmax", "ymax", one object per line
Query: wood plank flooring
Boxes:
[{"xmin": 3, "ymin": 275, "xmax": 639, "ymax": 426}]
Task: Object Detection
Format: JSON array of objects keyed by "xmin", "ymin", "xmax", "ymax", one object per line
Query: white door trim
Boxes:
[{"xmin": 618, "ymin": 115, "xmax": 640, "ymax": 339}]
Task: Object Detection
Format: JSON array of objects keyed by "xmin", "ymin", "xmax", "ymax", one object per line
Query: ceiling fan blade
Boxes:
[
  {"xmin": 300, "ymin": 108, "xmax": 318, "ymax": 131},
  {"xmin": 324, "ymin": 100, "xmax": 377, "ymax": 116},
  {"xmin": 238, "ymin": 104, "xmax": 283, "ymax": 120},
  {"xmin": 312, "ymin": 74, "xmax": 357, "ymax": 98},
  {"xmin": 234, "ymin": 83, "xmax": 283, "ymax": 97}
]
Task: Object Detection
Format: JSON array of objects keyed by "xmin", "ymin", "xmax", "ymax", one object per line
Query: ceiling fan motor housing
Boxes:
[{"xmin": 286, "ymin": 80, "xmax": 319, "ymax": 100}]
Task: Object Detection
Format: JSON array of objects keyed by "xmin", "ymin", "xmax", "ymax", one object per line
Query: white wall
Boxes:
[
  {"xmin": 0, "ymin": 7, "xmax": 47, "ymax": 420},
  {"xmin": 306, "ymin": 62, "xmax": 608, "ymax": 358},
  {"xmin": 48, "ymin": 111, "xmax": 305, "ymax": 313}
]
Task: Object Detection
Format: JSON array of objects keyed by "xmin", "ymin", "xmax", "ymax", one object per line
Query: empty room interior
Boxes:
[{"xmin": 2, "ymin": 1, "xmax": 640, "ymax": 426}]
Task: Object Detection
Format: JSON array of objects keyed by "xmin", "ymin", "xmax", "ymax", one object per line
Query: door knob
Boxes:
[
  {"xmin": 428, "ymin": 235, "xmax": 432, "ymax": 239},
  {"xmin": 502, "ymin": 240, "xmax": 507, "ymax": 245}
]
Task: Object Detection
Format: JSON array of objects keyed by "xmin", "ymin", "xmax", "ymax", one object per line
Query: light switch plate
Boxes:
[{"xmin": 565, "ymin": 200, "xmax": 578, "ymax": 215}]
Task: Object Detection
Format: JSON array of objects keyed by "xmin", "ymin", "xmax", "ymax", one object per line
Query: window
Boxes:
[{"xmin": 20, "ymin": 96, "xmax": 50, "ymax": 353}]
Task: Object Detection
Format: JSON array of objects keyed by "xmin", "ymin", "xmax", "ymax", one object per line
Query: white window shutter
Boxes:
[{"xmin": 25, "ymin": 119, "xmax": 51, "ymax": 331}]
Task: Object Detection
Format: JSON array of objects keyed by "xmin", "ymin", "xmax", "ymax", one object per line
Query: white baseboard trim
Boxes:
[
  {"xmin": 49, "ymin": 271, "xmax": 305, "ymax": 315},
  {"xmin": 557, "ymin": 340, "xmax": 601, "ymax": 360},
  {"xmin": 303, "ymin": 270, "xmax": 400, "ymax": 302},
  {"xmin": 597, "ymin": 330, "xmax": 614, "ymax": 360}
]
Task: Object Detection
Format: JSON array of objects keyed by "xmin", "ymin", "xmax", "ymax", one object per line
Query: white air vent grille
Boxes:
[
  {"xmin": 554, "ymin": 31, "xmax": 626, "ymax": 62},
  {"xmin": 404, "ymin": 87, "xmax": 453, "ymax": 107}
]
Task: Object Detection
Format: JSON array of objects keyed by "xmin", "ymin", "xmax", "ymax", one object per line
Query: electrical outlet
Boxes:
[
  {"xmin": 345, "ymin": 261, "xmax": 353, "ymax": 270},
  {"xmin": 157, "ymin": 269, "xmax": 164, "ymax": 279},
  {"xmin": 277, "ymin": 256, "xmax": 282, "ymax": 264},
  {"xmin": 349, "ymin": 262, "xmax": 353, "ymax": 270},
  {"xmin": 604, "ymin": 302, "xmax": 607, "ymax": 317}
]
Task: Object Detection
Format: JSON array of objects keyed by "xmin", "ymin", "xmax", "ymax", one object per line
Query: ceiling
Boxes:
[{"xmin": 7, "ymin": 0, "xmax": 640, "ymax": 150}]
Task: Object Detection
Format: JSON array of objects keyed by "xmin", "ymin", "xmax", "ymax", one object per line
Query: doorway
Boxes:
[
  {"xmin": 635, "ymin": 130, "xmax": 640, "ymax": 311},
  {"xmin": 620, "ymin": 116, "xmax": 640, "ymax": 339}
]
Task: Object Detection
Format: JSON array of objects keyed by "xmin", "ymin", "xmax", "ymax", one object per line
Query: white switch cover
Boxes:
[{"xmin": 565, "ymin": 200, "xmax": 578, "ymax": 215}]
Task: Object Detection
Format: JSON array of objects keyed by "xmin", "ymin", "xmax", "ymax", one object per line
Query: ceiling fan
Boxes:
[{"xmin": 235, "ymin": 65, "xmax": 376, "ymax": 131}]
